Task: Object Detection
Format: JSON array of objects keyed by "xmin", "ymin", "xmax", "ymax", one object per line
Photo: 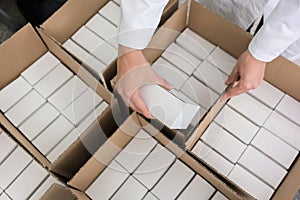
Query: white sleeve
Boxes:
[
  {"xmin": 249, "ymin": 0, "xmax": 300, "ymax": 62},
  {"xmin": 118, "ymin": 0, "xmax": 169, "ymax": 49}
]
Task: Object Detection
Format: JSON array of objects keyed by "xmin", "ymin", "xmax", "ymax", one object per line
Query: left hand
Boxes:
[{"xmin": 221, "ymin": 49, "xmax": 266, "ymax": 102}]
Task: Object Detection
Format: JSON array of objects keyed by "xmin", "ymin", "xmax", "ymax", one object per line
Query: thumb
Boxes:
[{"xmin": 225, "ymin": 66, "xmax": 239, "ymax": 85}]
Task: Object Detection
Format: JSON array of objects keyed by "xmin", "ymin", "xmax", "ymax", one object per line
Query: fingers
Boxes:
[
  {"xmin": 156, "ymin": 77, "xmax": 173, "ymax": 90},
  {"xmin": 129, "ymin": 90, "xmax": 153, "ymax": 119},
  {"xmin": 225, "ymin": 66, "xmax": 239, "ymax": 85}
]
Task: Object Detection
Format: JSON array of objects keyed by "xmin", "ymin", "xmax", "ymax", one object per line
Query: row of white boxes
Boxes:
[
  {"xmin": 0, "ymin": 128, "xmax": 63, "ymax": 200},
  {"xmin": 0, "ymin": 52, "xmax": 108, "ymax": 164}
]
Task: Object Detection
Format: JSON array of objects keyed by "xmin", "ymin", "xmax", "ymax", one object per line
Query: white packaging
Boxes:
[
  {"xmin": 192, "ymin": 141, "xmax": 234, "ymax": 176},
  {"xmin": 177, "ymin": 175, "xmax": 215, "ymax": 200},
  {"xmin": 0, "ymin": 76, "xmax": 32, "ymax": 112},
  {"xmin": 251, "ymin": 128, "xmax": 298, "ymax": 169},
  {"xmin": 111, "ymin": 176, "xmax": 148, "ymax": 200},
  {"xmin": 5, "ymin": 90, "xmax": 46, "ymax": 127},
  {"xmin": 98, "ymin": 1, "xmax": 121, "ymax": 27},
  {"xmin": 201, "ymin": 122, "xmax": 246, "ymax": 163},
  {"xmin": 19, "ymin": 103, "xmax": 60, "ymax": 141},
  {"xmin": 228, "ymin": 165, "xmax": 274, "ymax": 200},
  {"xmin": 238, "ymin": 145, "xmax": 287, "ymax": 189},
  {"xmin": 211, "ymin": 192, "xmax": 229, "ymax": 200},
  {"xmin": 6, "ymin": 161, "xmax": 48, "ymax": 200},
  {"xmin": 193, "ymin": 60, "xmax": 228, "ymax": 94},
  {"xmin": 0, "ymin": 147, "xmax": 32, "ymax": 189},
  {"xmin": 86, "ymin": 160, "xmax": 129, "ymax": 200},
  {"xmin": 206, "ymin": 47, "xmax": 237, "ymax": 75},
  {"xmin": 143, "ymin": 192, "xmax": 158, "ymax": 200},
  {"xmin": 0, "ymin": 133, "xmax": 16, "ymax": 164},
  {"xmin": 152, "ymin": 160, "xmax": 194, "ymax": 200},
  {"xmin": 176, "ymin": 28, "xmax": 216, "ymax": 60},
  {"xmin": 93, "ymin": 42, "xmax": 117, "ymax": 65},
  {"xmin": 62, "ymin": 88, "xmax": 103, "ymax": 126},
  {"xmin": 34, "ymin": 64, "xmax": 73, "ymax": 99},
  {"xmin": 152, "ymin": 57, "xmax": 189, "ymax": 90},
  {"xmin": 263, "ymin": 111, "xmax": 300, "ymax": 150},
  {"xmin": 162, "ymin": 42, "xmax": 201, "ymax": 75},
  {"xmin": 48, "ymin": 76, "xmax": 88, "ymax": 112},
  {"xmin": 276, "ymin": 94, "xmax": 300, "ymax": 126},
  {"xmin": 0, "ymin": 193, "xmax": 11, "ymax": 200},
  {"xmin": 21, "ymin": 52, "xmax": 60, "ymax": 85},
  {"xmin": 63, "ymin": 39, "xmax": 89, "ymax": 61},
  {"xmin": 248, "ymin": 80, "xmax": 284, "ymax": 109},
  {"xmin": 115, "ymin": 130, "xmax": 157, "ymax": 173},
  {"xmin": 32, "ymin": 115, "xmax": 74, "ymax": 155},
  {"xmin": 228, "ymin": 93, "xmax": 272, "ymax": 126},
  {"xmin": 133, "ymin": 144, "xmax": 176, "ymax": 189},
  {"xmin": 214, "ymin": 105, "xmax": 259, "ymax": 144},
  {"xmin": 181, "ymin": 76, "xmax": 219, "ymax": 109}
]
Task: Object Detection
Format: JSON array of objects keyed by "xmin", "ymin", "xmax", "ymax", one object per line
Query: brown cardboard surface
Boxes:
[{"xmin": 41, "ymin": 184, "xmax": 81, "ymax": 200}]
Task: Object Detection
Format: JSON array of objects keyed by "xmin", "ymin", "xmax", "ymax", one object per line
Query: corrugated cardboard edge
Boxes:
[{"xmin": 40, "ymin": 183, "xmax": 88, "ymax": 200}]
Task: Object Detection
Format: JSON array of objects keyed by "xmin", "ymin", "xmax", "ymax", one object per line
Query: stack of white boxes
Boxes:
[
  {"xmin": 152, "ymin": 28, "xmax": 237, "ymax": 138},
  {"xmin": 0, "ymin": 129, "xmax": 63, "ymax": 200},
  {"xmin": 63, "ymin": 0, "xmax": 121, "ymax": 76},
  {"xmin": 0, "ymin": 52, "xmax": 108, "ymax": 163},
  {"xmin": 86, "ymin": 129, "xmax": 226, "ymax": 200}
]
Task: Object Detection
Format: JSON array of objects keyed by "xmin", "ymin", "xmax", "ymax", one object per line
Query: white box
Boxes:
[
  {"xmin": 0, "ymin": 76, "xmax": 32, "ymax": 112},
  {"xmin": 177, "ymin": 175, "xmax": 215, "ymax": 200},
  {"xmin": 162, "ymin": 42, "xmax": 201, "ymax": 75},
  {"xmin": 263, "ymin": 111, "xmax": 300, "ymax": 150},
  {"xmin": 113, "ymin": 0, "xmax": 120, "ymax": 5},
  {"xmin": 206, "ymin": 47, "xmax": 237, "ymax": 75},
  {"xmin": 133, "ymin": 144, "xmax": 176, "ymax": 189},
  {"xmin": 5, "ymin": 90, "xmax": 46, "ymax": 127},
  {"xmin": 192, "ymin": 141, "xmax": 234, "ymax": 176},
  {"xmin": 201, "ymin": 122, "xmax": 247, "ymax": 163},
  {"xmin": 86, "ymin": 160, "xmax": 129, "ymax": 200},
  {"xmin": 86, "ymin": 14, "xmax": 118, "ymax": 48},
  {"xmin": 72, "ymin": 26, "xmax": 104, "ymax": 53},
  {"xmin": 29, "ymin": 176, "xmax": 62, "ymax": 200},
  {"xmin": 193, "ymin": 60, "xmax": 228, "ymax": 94},
  {"xmin": 62, "ymin": 88, "xmax": 103, "ymax": 126},
  {"xmin": 214, "ymin": 105, "xmax": 259, "ymax": 144},
  {"xmin": 143, "ymin": 192, "xmax": 158, "ymax": 200},
  {"xmin": 111, "ymin": 176, "xmax": 148, "ymax": 200},
  {"xmin": 93, "ymin": 41, "xmax": 118, "ymax": 65},
  {"xmin": 19, "ymin": 103, "xmax": 60, "ymax": 141},
  {"xmin": 152, "ymin": 160, "xmax": 194, "ymax": 200},
  {"xmin": 115, "ymin": 130, "xmax": 157, "ymax": 173},
  {"xmin": 152, "ymin": 57, "xmax": 189, "ymax": 90},
  {"xmin": 32, "ymin": 115, "xmax": 74, "ymax": 155},
  {"xmin": 247, "ymin": 80, "xmax": 284, "ymax": 109},
  {"xmin": 34, "ymin": 64, "xmax": 73, "ymax": 99},
  {"xmin": 228, "ymin": 93, "xmax": 272, "ymax": 126},
  {"xmin": 0, "ymin": 147, "xmax": 32, "ymax": 189},
  {"xmin": 21, "ymin": 52, "xmax": 60, "ymax": 85},
  {"xmin": 276, "ymin": 94, "xmax": 300, "ymax": 126},
  {"xmin": 251, "ymin": 128, "xmax": 298, "ymax": 169},
  {"xmin": 0, "ymin": 133, "xmax": 16, "ymax": 164},
  {"xmin": 238, "ymin": 145, "xmax": 287, "ymax": 189},
  {"xmin": 181, "ymin": 76, "xmax": 219, "ymax": 109},
  {"xmin": 63, "ymin": 39, "xmax": 89, "ymax": 61},
  {"xmin": 0, "ymin": 193, "xmax": 11, "ymax": 200},
  {"xmin": 98, "ymin": 1, "xmax": 121, "ymax": 27},
  {"xmin": 176, "ymin": 28, "xmax": 215, "ymax": 60},
  {"xmin": 48, "ymin": 76, "xmax": 88, "ymax": 112},
  {"xmin": 228, "ymin": 165, "xmax": 274, "ymax": 200},
  {"xmin": 6, "ymin": 161, "xmax": 48, "ymax": 200},
  {"xmin": 211, "ymin": 192, "xmax": 229, "ymax": 200}
]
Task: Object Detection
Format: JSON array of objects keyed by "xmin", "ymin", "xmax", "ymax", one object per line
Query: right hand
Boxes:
[{"xmin": 116, "ymin": 45, "xmax": 172, "ymax": 118}]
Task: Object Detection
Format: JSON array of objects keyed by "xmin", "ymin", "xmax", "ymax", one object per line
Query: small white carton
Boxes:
[
  {"xmin": 276, "ymin": 94, "xmax": 300, "ymax": 126},
  {"xmin": 98, "ymin": 1, "xmax": 121, "ymax": 27}
]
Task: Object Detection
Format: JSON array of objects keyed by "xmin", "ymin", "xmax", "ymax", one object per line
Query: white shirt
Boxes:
[{"xmin": 118, "ymin": 0, "xmax": 300, "ymax": 62}]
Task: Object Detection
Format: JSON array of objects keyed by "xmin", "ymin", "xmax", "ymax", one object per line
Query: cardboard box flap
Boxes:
[
  {"xmin": 0, "ymin": 24, "xmax": 47, "ymax": 90},
  {"xmin": 41, "ymin": 184, "xmax": 78, "ymax": 200}
]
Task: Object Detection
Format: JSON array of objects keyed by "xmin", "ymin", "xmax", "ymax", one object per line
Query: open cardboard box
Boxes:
[
  {"xmin": 100, "ymin": 1, "xmax": 300, "ymax": 199},
  {"xmin": 40, "ymin": 112, "xmax": 254, "ymax": 200},
  {"xmin": 35, "ymin": 0, "xmax": 179, "ymax": 83},
  {"xmin": 0, "ymin": 24, "xmax": 127, "ymax": 180}
]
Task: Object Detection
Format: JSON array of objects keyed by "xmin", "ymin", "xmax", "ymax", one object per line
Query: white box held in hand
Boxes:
[
  {"xmin": 228, "ymin": 165, "xmax": 274, "ymax": 200},
  {"xmin": 0, "ymin": 76, "xmax": 32, "ymax": 112},
  {"xmin": 5, "ymin": 90, "xmax": 46, "ymax": 127},
  {"xmin": 238, "ymin": 145, "xmax": 287, "ymax": 189},
  {"xmin": 140, "ymin": 84, "xmax": 200, "ymax": 129},
  {"xmin": 276, "ymin": 94, "xmax": 300, "ymax": 126},
  {"xmin": 152, "ymin": 160, "xmax": 194, "ymax": 200},
  {"xmin": 176, "ymin": 28, "xmax": 215, "ymax": 60},
  {"xmin": 251, "ymin": 128, "xmax": 298, "ymax": 169},
  {"xmin": 0, "ymin": 133, "xmax": 16, "ymax": 164},
  {"xmin": 98, "ymin": 1, "xmax": 121, "ymax": 26},
  {"xmin": 162, "ymin": 42, "xmax": 201, "ymax": 75}
]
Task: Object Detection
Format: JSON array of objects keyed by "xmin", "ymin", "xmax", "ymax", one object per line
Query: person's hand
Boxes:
[
  {"xmin": 221, "ymin": 49, "xmax": 266, "ymax": 102},
  {"xmin": 115, "ymin": 45, "xmax": 172, "ymax": 118}
]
